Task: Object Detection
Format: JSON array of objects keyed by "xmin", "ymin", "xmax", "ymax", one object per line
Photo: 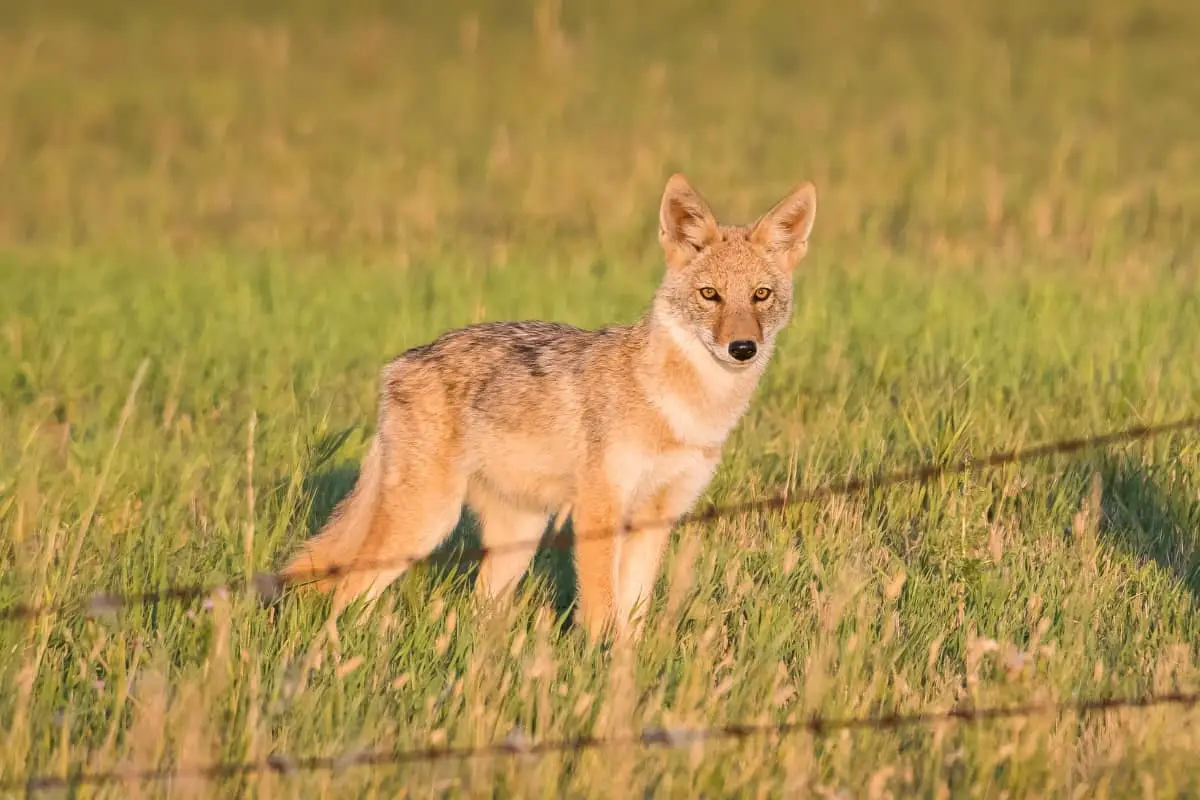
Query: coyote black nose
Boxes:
[{"xmin": 728, "ymin": 340, "xmax": 757, "ymax": 362}]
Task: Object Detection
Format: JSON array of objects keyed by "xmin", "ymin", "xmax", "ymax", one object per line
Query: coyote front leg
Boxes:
[
  {"xmin": 572, "ymin": 485, "xmax": 623, "ymax": 640},
  {"xmin": 617, "ymin": 460, "xmax": 717, "ymax": 640}
]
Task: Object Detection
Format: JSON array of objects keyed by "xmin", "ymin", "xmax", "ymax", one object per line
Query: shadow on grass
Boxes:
[
  {"xmin": 296, "ymin": 455, "xmax": 580, "ymax": 625},
  {"xmin": 292, "ymin": 430, "xmax": 1199, "ymax": 630},
  {"xmin": 1086, "ymin": 452, "xmax": 1200, "ymax": 600}
]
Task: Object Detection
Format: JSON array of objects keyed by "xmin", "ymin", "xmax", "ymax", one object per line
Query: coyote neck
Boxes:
[{"xmin": 632, "ymin": 314, "xmax": 766, "ymax": 448}]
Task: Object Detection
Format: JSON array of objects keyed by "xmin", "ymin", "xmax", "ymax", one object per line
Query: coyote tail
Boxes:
[{"xmin": 279, "ymin": 437, "xmax": 383, "ymax": 592}]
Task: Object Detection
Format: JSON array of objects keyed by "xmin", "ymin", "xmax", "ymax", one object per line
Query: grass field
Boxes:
[{"xmin": 2, "ymin": 0, "xmax": 1200, "ymax": 795}]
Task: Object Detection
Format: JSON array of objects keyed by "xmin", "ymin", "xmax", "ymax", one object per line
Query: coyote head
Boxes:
[{"xmin": 652, "ymin": 173, "xmax": 816, "ymax": 369}]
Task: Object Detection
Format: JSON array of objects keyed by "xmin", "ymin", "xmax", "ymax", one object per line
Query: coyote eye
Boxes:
[
  {"xmin": 699, "ymin": 287, "xmax": 720, "ymax": 301},
  {"xmin": 753, "ymin": 287, "xmax": 772, "ymax": 302}
]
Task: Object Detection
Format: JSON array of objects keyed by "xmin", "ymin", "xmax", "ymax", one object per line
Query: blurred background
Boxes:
[{"xmin": 3, "ymin": 0, "xmax": 1196, "ymax": 269}]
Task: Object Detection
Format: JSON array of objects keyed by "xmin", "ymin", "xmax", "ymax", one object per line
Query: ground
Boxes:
[{"xmin": 2, "ymin": 0, "xmax": 1200, "ymax": 795}]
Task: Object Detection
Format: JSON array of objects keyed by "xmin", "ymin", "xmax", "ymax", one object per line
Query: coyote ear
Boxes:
[
  {"xmin": 659, "ymin": 173, "xmax": 720, "ymax": 270},
  {"xmin": 751, "ymin": 182, "xmax": 817, "ymax": 273}
]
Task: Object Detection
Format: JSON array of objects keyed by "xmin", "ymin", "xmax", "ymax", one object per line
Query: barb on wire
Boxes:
[
  {"xmin": 2, "ymin": 415, "xmax": 1197, "ymax": 625},
  {"xmin": 6, "ymin": 688, "xmax": 1200, "ymax": 792}
]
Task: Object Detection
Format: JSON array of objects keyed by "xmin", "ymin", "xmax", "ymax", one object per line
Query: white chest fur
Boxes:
[{"xmin": 603, "ymin": 443, "xmax": 715, "ymax": 512}]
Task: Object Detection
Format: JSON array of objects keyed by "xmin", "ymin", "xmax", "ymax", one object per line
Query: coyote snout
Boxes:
[
  {"xmin": 728, "ymin": 340, "xmax": 757, "ymax": 361},
  {"xmin": 712, "ymin": 305, "xmax": 765, "ymax": 365},
  {"xmin": 280, "ymin": 172, "xmax": 817, "ymax": 642}
]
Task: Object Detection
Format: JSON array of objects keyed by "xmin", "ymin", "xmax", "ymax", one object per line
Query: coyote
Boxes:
[{"xmin": 281, "ymin": 174, "xmax": 817, "ymax": 640}]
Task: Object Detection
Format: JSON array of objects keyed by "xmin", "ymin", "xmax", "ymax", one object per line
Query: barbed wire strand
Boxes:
[
  {"xmin": 3, "ymin": 414, "xmax": 1197, "ymax": 624},
  {"xmin": 6, "ymin": 688, "xmax": 1200, "ymax": 792}
]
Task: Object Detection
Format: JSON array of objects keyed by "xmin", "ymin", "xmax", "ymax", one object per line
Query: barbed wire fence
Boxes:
[
  {"xmin": 2, "ymin": 413, "xmax": 1199, "ymax": 792},
  {"xmin": 6, "ymin": 688, "xmax": 1200, "ymax": 792},
  {"xmin": 3, "ymin": 415, "xmax": 1197, "ymax": 624}
]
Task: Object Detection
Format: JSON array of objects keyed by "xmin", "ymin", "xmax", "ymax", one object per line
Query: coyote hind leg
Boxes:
[
  {"xmin": 330, "ymin": 470, "xmax": 467, "ymax": 616},
  {"xmin": 470, "ymin": 481, "xmax": 549, "ymax": 603},
  {"xmin": 327, "ymin": 366, "xmax": 469, "ymax": 616}
]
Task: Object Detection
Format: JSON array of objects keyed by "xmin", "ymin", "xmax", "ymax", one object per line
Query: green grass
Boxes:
[{"xmin": 2, "ymin": 0, "xmax": 1200, "ymax": 795}]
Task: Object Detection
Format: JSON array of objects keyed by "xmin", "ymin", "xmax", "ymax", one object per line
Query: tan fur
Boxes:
[{"xmin": 280, "ymin": 174, "xmax": 817, "ymax": 641}]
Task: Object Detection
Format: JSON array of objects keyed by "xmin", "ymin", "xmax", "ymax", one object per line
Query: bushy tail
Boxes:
[{"xmin": 280, "ymin": 438, "xmax": 383, "ymax": 593}]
